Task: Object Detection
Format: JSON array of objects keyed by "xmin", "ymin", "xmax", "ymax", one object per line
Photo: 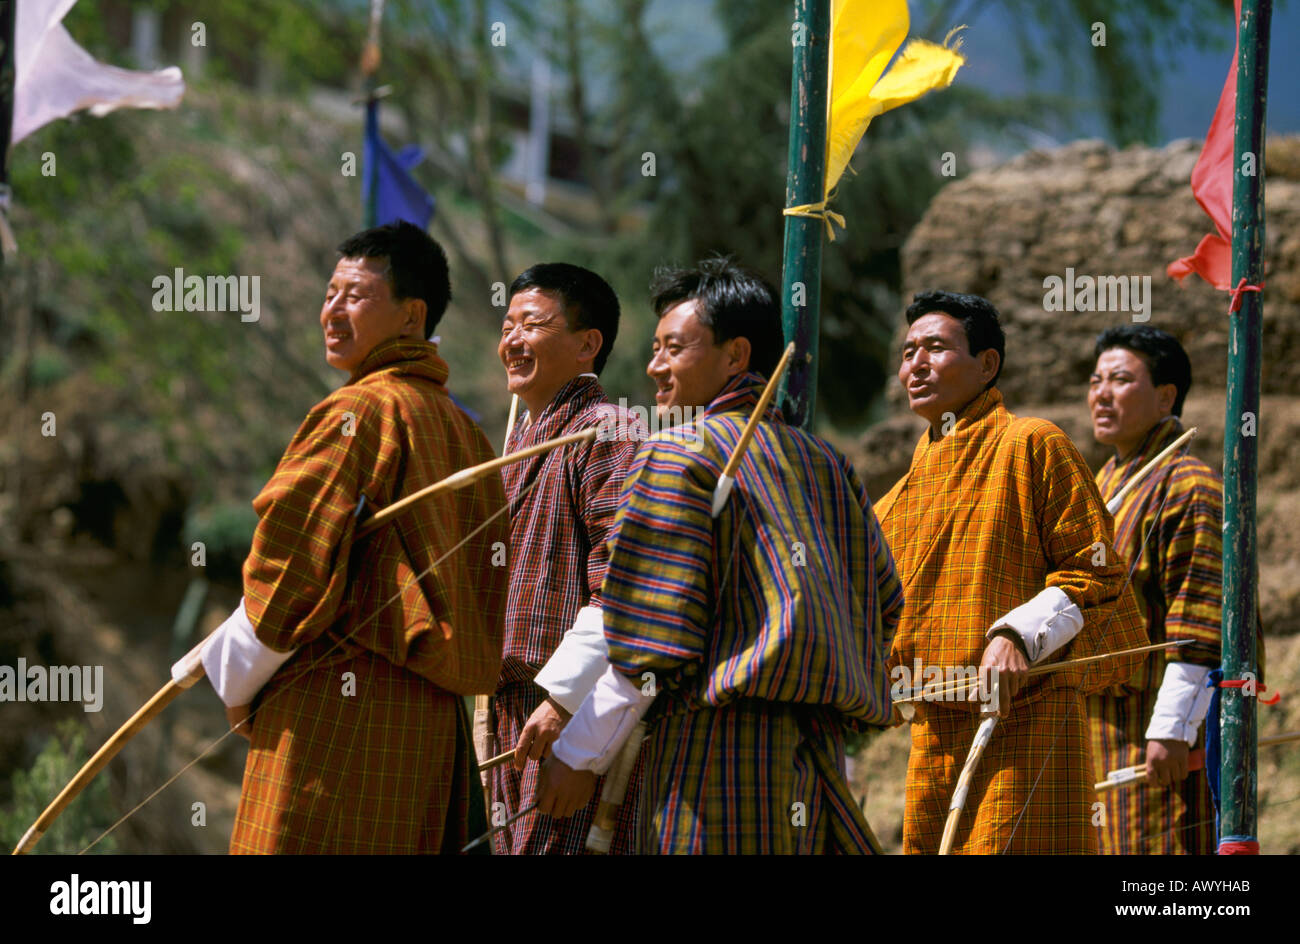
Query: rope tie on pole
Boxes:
[
  {"xmin": 783, "ymin": 199, "xmax": 846, "ymax": 241},
  {"xmin": 1219, "ymin": 677, "xmax": 1281, "ymax": 705},
  {"xmin": 1227, "ymin": 276, "xmax": 1263, "ymax": 312}
]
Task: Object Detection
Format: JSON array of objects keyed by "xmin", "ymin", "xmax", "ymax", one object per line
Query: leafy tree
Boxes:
[{"xmin": 0, "ymin": 720, "xmax": 119, "ymax": 855}]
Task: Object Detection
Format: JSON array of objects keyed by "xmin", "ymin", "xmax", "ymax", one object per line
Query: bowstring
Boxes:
[
  {"xmin": 998, "ymin": 436, "xmax": 1195, "ymax": 854},
  {"xmin": 77, "ymin": 479, "xmax": 532, "ymax": 854}
]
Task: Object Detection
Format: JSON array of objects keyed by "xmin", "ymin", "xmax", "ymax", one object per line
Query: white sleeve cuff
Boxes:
[
  {"xmin": 987, "ymin": 586, "xmax": 1083, "ymax": 665},
  {"xmin": 550, "ymin": 664, "xmax": 655, "ymax": 774},
  {"xmin": 532, "ymin": 606, "xmax": 611, "ymax": 716},
  {"xmin": 1144, "ymin": 661, "xmax": 1214, "ymax": 744},
  {"xmin": 189, "ymin": 599, "xmax": 297, "ymax": 708}
]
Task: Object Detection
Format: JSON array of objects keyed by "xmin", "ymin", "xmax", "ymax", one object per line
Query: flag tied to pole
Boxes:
[
  {"xmin": 1167, "ymin": 0, "xmax": 1242, "ymax": 291},
  {"xmin": 12, "ymin": 0, "xmax": 185, "ymax": 146},
  {"xmin": 364, "ymin": 98, "xmax": 436, "ymax": 230},
  {"xmin": 813, "ymin": 0, "xmax": 965, "ymax": 236}
]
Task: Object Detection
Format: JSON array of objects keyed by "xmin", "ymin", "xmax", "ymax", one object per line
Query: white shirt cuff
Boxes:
[
  {"xmin": 188, "ymin": 599, "xmax": 297, "ymax": 707},
  {"xmin": 1144, "ymin": 661, "xmax": 1214, "ymax": 744},
  {"xmin": 987, "ymin": 586, "xmax": 1083, "ymax": 665},
  {"xmin": 551, "ymin": 664, "xmax": 655, "ymax": 774},
  {"xmin": 532, "ymin": 605, "xmax": 611, "ymax": 716}
]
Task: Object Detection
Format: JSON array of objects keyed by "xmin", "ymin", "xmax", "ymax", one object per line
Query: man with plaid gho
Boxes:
[
  {"xmin": 490, "ymin": 263, "xmax": 645, "ymax": 854},
  {"xmin": 188, "ymin": 222, "xmax": 508, "ymax": 853},
  {"xmin": 876, "ymin": 290, "xmax": 1147, "ymax": 854}
]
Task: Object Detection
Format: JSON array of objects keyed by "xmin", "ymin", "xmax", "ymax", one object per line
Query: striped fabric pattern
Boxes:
[
  {"xmin": 602, "ymin": 372, "xmax": 904, "ymax": 854},
  {"xmin": 491, "ymin": 375, "xmax": 644, "ymax": 854},
  {"xmin": 1087, "ymin": 416, "xmax": 1246, "ymax": 855},
  {"xmin": 875, "ymin": 388, "xmax": 1148, "ymax": 854},
  {"xmin": 236, "ymin": 337, "xmax": 509, "ymax": 854}
]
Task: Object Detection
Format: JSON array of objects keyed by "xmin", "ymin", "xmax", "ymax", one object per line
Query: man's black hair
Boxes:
[
  {"xmin": 649, "ymin": 256, "xmax": 784, "ymax": 378},
  {"xmin": 509, "ymin": 263, "xmax": 621, "ymax": 374},
  {"xmin": 905, "ymin": 290, "xmax": 1006, "ymax": 389},
  {"xmin": 337, "ymin": 221, "xmax": 451, "ymax": 339},
  {"xmin": 1094, "ymin": 324, "xmax": 1193, "ymax": 416}
]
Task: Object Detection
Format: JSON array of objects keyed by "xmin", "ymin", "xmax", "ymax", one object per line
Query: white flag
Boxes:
[{"xmin": 13, "ymin": 0, "xmax": 186, "ymax": 145}]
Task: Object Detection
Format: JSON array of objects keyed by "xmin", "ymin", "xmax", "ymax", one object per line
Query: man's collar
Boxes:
[
  {"xmin": 1118, "ymin": 414, "xmax": 1183, "ymax": 470},
  {"xmin": 925, "ymin": 386, "xmax": 1003, "ymax": 442},
  {"xmin": 517, "ymin": 374, "xmax": 604, "ymax": 433},
  {"xmin": 702, "ymin": 370, "xmax": 783, "ymax": 422},
  {"xmin": 348, "ymin": 336, "xmax": 447, "ymax": 385}
]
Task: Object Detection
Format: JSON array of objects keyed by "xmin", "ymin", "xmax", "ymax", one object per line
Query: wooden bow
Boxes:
[
  {"xmin": 472, "ymin": 393, "xmax": 523, "ymax": 819},
  {"xmin": 12, "ymin": 425, "xmax": 595, "ymax": 855}
]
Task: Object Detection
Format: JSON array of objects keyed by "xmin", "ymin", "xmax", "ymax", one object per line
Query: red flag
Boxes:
[{"xmin": 1167, "ymin": 0, "xmax": 1240, "ymax": 290}]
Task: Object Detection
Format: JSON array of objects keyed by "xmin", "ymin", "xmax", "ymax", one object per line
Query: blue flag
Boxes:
[
  {"xmin": 1205, "ymin": 667, "xmax": 1223, "ymax": 830},
  {"xmin": 363, "ymin": 99, "xmax": 436, "ymax": 229}
]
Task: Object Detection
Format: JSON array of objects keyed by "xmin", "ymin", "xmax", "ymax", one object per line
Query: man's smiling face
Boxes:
[
  {"xmin": 320, "ymin": 256, "xmax": 423, "ymax": 373},
  {"xmin": 646, "ymin": 299, "xmax": 745, "ymax": 417},
  {"xmin": 499, "ymin": 287, "xmax": 599, "ymax": 415}
]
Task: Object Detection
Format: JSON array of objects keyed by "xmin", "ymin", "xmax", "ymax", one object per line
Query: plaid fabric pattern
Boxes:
[
  {"xmin": 602, "ymin": 372, "xmax": 904, "ymax": 854},
  {"xmin": 235, "ymin": 337, "xmax": 508, "ymax": 854},
  {"xmin": 233, "ymin": 641, "xmax": 477, "ymax": 854},
  {"xmin": 491, "ymin": 375, "xmax": 643, "ymax": 854},
  {"xmin": 876, "ymin": 388, "xmax": 1147, "ymax": 853},
  {"xmin": 490, "ymin": 682, "xmax": 641, "ymax": 855},
  {"xmin": 498, "ymin": 375, "xmax": 642, "ymax": 682},
  {"xmin": 1088, "ymin": 416, "xmax": 1235, "ymax": 855},
  {"xmin": 903, "ymin": 688, "xmax": 1096, "ymax": 854}
]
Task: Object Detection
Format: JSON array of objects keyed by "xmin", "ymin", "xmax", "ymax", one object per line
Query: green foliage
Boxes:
[
  {"xmin": 0, "ymin": 720, "xmax": 119, "ymax": 855},
  {"xmin": 183, "ymin": 502, "xmax": 259, "ymax": 580},
  {"xmin": 28, "ymin": 348, "xmax": 73, "ymax": 389}
]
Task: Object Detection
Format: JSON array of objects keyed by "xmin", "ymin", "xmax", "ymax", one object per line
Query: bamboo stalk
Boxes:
[
  {"xmin": 778, "ymin": 0, "xmax": 830, "ymax": 429},
  {"xmin": 1221, "ymin": 0, "xmax": 1271, "ymax": 851}
]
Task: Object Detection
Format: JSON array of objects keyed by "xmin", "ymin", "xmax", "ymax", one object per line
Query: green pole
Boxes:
[
  {"xmin": 1220, "ymin": 0, "xmax": 1270, "ymax": 854},
  {"xmin": 779, "ymin": 0, "xmax": 830, "ymax": 430}
]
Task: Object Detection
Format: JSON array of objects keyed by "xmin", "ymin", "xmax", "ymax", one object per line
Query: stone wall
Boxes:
[{"xmin": 851, "ymin": 137, "xmax": 1300, "ymax": 633}]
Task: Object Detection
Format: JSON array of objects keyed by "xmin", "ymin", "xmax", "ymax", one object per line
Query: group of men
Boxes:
[{"xmin": 189, "ymin": 219, "xmax": 1239, "ymax": 855}]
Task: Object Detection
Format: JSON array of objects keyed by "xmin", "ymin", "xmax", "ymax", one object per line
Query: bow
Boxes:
[
  {"xmin": 12, "ymin": 426, "xmax": 596, "ymax": 855},
  {"xmin": 473, "ymin": 393, "xmax": 523, "ymax": 818},
  {"xmin": 898, "ymin": 640, "xmax": 1194, "ymax": 704},
  {"xmin": 582, "ymin": 342, "xmax": 797, "ymax": 853},
  {"xmin": 938, "ymin": 424, "xmax": 1197, "ymax": 855}
]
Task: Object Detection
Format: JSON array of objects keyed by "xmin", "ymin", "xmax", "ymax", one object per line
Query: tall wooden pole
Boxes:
[
  {"xmin": 1220, "ymin": 0, "xmax": 1270, "ymax": 854},
  {"xmin": 779, "ymin": 0, "xmax": 830, "ymax": 430}
]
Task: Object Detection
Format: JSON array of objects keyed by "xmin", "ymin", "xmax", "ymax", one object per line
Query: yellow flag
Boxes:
[{"xmin": 824, "ymin": 0, "xmax": 966, "ymax": 202}]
